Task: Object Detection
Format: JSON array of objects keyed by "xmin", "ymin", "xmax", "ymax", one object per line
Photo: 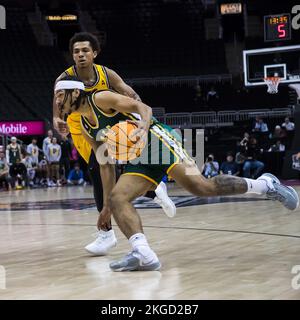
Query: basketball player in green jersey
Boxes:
[
  {"xmin": 53, "ymin": 32, "xmax": 175, "ymax": 256},
  {"xmin": 54, "ymin": 77, "xmax": 299, "ymax": 271}
]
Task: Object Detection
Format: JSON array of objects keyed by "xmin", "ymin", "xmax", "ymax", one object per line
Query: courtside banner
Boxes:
[{"xmin": 0, "ymin": 121, "xmax": 45, "ymax": 136}]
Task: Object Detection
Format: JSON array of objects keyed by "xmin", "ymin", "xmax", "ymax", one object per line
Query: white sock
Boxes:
[
  {"xmin": 244, "ymin": 178, "xmax": 268, "ymax": 195},
  {"xmin": 129, "ymin": 233, "xmax": 158, "ymax": 264}
]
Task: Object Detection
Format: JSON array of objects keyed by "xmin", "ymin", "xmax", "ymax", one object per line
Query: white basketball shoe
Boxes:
[
  {"xmin": 153, "ymin": 181, "xmax": 176, "ymax": 218},
  {"xmin": 85, "ymin": 229, "xmax": 117, "ymax": 256}
]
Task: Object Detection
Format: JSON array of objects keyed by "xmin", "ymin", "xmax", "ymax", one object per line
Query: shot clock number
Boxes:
[{"xmin": 278, "ymin": 24, "xmax": 286, "ymax": 38}]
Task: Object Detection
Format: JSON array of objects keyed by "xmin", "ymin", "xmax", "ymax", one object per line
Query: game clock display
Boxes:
[{"xmin": 264, "ymin": 13, "xmax": 291, "ymax": 42}]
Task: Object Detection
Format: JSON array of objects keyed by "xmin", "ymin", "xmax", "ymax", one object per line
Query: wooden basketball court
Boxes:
[{"xmin": 1, "ymin": 184, "xmax": 300, "ymax": 299}]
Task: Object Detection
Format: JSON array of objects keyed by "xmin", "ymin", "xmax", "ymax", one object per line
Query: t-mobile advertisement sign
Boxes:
[{"xmin": 0, "ymin": 121, "xmax": 45, "ymax": 136}]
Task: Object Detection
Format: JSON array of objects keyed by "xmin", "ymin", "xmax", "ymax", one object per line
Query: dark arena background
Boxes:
[{"xmin": 1, "ymin": 0, "xmax": 300, "ymax": 304}]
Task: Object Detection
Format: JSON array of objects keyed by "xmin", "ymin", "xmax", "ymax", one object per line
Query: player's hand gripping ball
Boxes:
[{"xmin": 105, "ymin": 121, "xmax": 147, "ymax": 161}]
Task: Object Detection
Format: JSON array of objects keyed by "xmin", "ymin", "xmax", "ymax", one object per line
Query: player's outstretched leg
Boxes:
[{"xmin": 169, "ymin": 163, "xmax": 299, "ymax": 211}]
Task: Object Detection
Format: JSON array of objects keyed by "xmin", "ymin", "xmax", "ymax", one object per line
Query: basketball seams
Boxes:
[
  {"xmin": 116, "ymin": 122, "xmax": 140, "ymax": 144},
  {"xmin": 105, "ymin": 121, "xmax": 146, "ymax": 160}
]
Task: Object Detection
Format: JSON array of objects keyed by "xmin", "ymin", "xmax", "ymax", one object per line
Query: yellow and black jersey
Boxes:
[{"xmin": 64, "ymin": 64, "xmax": 110, "ymax": 162}]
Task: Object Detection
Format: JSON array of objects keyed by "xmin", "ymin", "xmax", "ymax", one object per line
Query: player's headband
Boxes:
[{"xmin": 55, "ymin": 80, "xmax": 85, "ymax": 92}]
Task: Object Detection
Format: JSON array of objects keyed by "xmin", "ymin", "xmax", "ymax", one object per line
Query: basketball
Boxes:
[{"xmin": 105, "ymin": 121, "xmax": 147, "ymax": 161}]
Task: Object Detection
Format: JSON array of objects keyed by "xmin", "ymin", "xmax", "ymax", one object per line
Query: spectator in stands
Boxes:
[
  {"xmin": 282, "ymin": 117, "xmax": 295, "ymax": 131},
  {"xmin": 6, "ymin": 137, "xmax": 21, "ymax": 165},
  {"xmin": 253, "ymin": 117, "xmax": 270, "ymax": 150},
  {"xmin": 206, "ymin": 86, "xmax": 219, "ymax": 109},
  {"xmin": 253, "ymin": 117, "xmax": 269, "ymax": 133},
  {"xmin": 235, "ymin": 132, "xmax": 250, "ymax": 164},
  {"xmin": 68, "ymin": 163, "xmax": 85, "ymax": 185},
  {"xmin": 42, "ymin": 130, "xmax": 54, "ymax": 156},
  {"xmin": 220, "ymin": 152, "xmax": 240, "ymax": 176},
  {"xmin": 268, "ymin": 140, "xmax": 285, "ymax": 152},
  {"xmin": 9, "ymin": 158, "xmax": 27, "ymax": 190},
  {"xmin": 46, "ymin": 137, "xmax": 62, "ymax": 187},
  {"xmin": 0, "ymin": 150, "xmax": 9, "ymax": 190},
  {"xmin": 59, "ymin": 136, "xmax": 72, "ymax": 184},
  {"xmin": 282, "ymin": 117, "xmax": 295, "ymax": 149},
  {"xmin": 21, "ymin": 153, "xmax": 36, "ymax": 187},
  {"xmin": 242, "ymin": 137, "xmax": 264, "ymax": 178},
  {"xmin": 202, "ymin": 154, "xmax": 219, "ymax": 178},
  {"xmin": 292, "ymin": 152, "xmax": 300, "ymax": 172},
  {"xmin": 37, "ymin": 158, "xmax": 48, "ymax": 186},
  {"xmin": 26, "ymin": 137, "xmax": 39, "ymax": 167},
  {"xmin": 239, "ymin": 132, "xmax": 250, "ymax": 148},
  {"xmin": 269, "ymin": 125, "xmax": 287, "ymax": 140},
  {"xmin": 194, "ymin": 84, "xmax": 203, "ymax": 105},
  {"xmin": 294, "ymin": 152, "xmax": 300, "ymax": 160},
  {"xmin": 43, "ymin": 131, "xmax": 54, "ymax": 186}
]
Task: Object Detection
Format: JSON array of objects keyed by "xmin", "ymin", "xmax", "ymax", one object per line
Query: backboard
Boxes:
[{"xmin": 243, "ymin": 44, "xmax": 300, "ymax": 87}]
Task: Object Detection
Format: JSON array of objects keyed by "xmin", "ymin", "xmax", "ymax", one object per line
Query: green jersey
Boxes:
[{"xmin": 80, "ymin": 92, "xmax": 190, "ymax": 184}]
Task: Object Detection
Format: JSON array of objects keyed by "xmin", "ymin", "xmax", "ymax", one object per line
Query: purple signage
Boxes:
[{"xmin": 0, "ymin": 121, "xmax": 45, "ymax": 136}]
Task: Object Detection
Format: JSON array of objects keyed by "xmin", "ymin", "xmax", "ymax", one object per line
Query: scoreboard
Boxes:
[{"xmin": 264, "ymin": 13, "xmax": 291, "ymax": 42}]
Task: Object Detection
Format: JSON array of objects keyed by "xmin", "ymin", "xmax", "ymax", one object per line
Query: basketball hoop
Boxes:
[{"xmin": 263, "ymin": 76, "xmax": 281, "ymax": 94}]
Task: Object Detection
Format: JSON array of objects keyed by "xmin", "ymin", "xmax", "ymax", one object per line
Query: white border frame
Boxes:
[{"xmin": 243, "ymin": 44, "xmax": 300, "ymax": 86}]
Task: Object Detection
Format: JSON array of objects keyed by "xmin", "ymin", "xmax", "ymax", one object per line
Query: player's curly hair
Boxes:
[{"xmin": 69, "ymin": 32, "xmax": 100, "ymax": 54}]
